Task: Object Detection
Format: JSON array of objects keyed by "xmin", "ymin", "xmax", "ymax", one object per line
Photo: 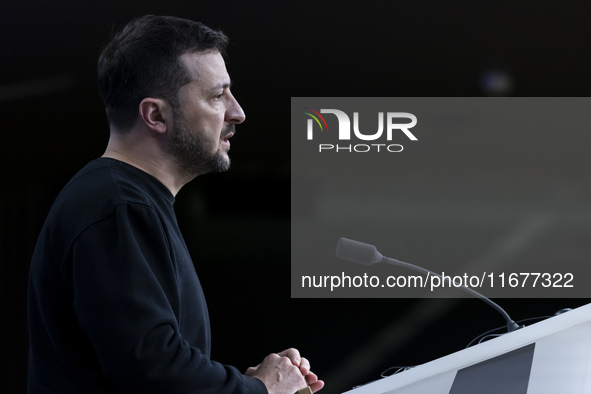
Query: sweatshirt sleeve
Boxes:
[{"xmin": 69, "ymin": 201, "xmax": 267, "ymax": 393}]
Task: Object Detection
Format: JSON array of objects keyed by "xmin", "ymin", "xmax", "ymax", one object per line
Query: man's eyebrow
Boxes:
[{"xmin": 211, "ymin": 80, "xmax": 233, "ymax": 90}]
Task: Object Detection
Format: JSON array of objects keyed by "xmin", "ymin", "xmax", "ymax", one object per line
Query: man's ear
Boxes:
[{"xmin": 138, "ymin": 98, "xmax": 172, "ymax": 134}]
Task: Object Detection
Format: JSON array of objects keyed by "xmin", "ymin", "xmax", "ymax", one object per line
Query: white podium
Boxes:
[{"xmin": 344, "ymin": 302, "xmax": 591, "ymax": 394}]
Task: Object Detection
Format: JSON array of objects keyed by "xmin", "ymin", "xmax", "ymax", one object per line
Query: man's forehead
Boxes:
[{"xmin": 180, "ymin": 50, "xmax": 229, "ymax": 83}]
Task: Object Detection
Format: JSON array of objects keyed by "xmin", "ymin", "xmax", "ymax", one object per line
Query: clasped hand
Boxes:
[{"xmin": 245, "ymin": 348, "xmax": 324, "ymax": 394}]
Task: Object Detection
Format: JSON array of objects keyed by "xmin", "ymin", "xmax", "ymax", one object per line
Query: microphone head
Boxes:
[{"xmin": 336, "ymin": 238, "xmax": 383, "ymax": 266}]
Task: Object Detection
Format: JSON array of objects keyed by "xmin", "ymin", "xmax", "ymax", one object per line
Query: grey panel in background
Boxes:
[{"xmin": 292, "ymin": 98, "xmax": 591, "ymax": 298}]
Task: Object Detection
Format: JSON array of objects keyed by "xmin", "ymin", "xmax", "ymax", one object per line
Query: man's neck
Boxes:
[{"xmin": 102, "ymin": 134, "xmax": 194, "ymax": 197}]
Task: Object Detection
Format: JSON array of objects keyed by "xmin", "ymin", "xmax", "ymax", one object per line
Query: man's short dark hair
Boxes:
[{"xmin": 98, "ymin": 15, "xmax": 229, "ymax": 131}]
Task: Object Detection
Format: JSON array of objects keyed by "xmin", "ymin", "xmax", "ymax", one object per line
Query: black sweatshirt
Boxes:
[{"xmin": 28, "ymin": 158, "xmax": 266, "ymax": 393}]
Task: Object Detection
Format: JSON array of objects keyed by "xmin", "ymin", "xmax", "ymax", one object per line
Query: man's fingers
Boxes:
[
  {"xmin": 299, "ymin": 357, "xmax": 311, "ymax": 375},
  {"xmin": 262, "ymin": 349, "xmax": 324, "ymax": 392},
  {"xmin": 277, "ymin": 348, "xmax": 301, "ymax": 367},
  {"xmin": 275, "ymin": 349, "xmax": 312, "ymax": 376},
  {"xmin": 305, "ymin": 371, "xmax": 318, "ymax": 384},
  {"xmin": 309, "ymin": 379, "xmax": 325, "ymax": 393},
  {"xmin": 244, "ymin": 365, "xmax": 259, "ymax": 376},
  {"xmin": 252, "ymin": 352, "xmax": 307, "ymax": 393},
  {"xmin": 303, "ymin": 371, "xmax": 325, "ymax": 393}
]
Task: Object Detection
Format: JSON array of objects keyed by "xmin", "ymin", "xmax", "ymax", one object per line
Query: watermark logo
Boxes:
[
  {"xmin": 303, "ymin": 108, "xmax": 417, "ymax": 152},
  {"xmin": 303, "ymin": 107, "xmax": 330, "ymax": 137}
]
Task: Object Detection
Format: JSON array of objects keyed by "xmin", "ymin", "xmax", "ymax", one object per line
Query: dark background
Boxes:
[{"xmin": 2, "ymin": 1, "xmax": 591, "ymax": 393}]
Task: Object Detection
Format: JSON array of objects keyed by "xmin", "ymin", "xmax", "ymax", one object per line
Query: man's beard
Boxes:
[{"xmin": 168, "ymin": 109, "xmax": 232, "ymax": 177}]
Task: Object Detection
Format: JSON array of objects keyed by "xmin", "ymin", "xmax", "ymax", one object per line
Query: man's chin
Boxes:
[{"xmin": 211, "ymin": 153, "xmax": 231, "ymax": 173}]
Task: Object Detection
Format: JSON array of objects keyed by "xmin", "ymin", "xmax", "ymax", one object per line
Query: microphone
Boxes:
[{"xmin": 336, "ymin": 238, "xmax": 520, "ymax": 332}]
